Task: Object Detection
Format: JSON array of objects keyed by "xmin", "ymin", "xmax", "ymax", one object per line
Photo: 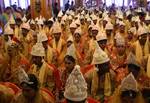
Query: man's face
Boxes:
[
  {"xmin": 54, "ymin": 33, "xmax": 61, "ymax": 41},
  {"xmin": 106, "ymin": 30, "xmax": 112, "ymax": 36},
  {"xmin": 91, "ymin": 30, "xmax": 98, "ymax": 38},
  {"xmin": 22, "ymin": 28, "xmax": 29, "ymax": 37},
  {"xmin": 42, "ymin": 41, "xmax": 48, "ymax": 49},
  {"xmin": 70, "ymin": 28, "xmax": 76, "ymax": 34},
  {"xmin": 93, "ymin": 20, "xmax": 97, "ymax": 24},
  {"xmin": 65, "ymin": 58, "xmax": 75, "ymax": 71},
  {"xmin": 120, "ymin": 25, "xmax": 125, "ymax": 33},
  {"xmin": 32, "ymin": 56, "xmax": 42, "ymax": 65},
  {"xmin": 80, "ymin": 19, "xmax": 85, "ymax": 25},
  {"xmin": 10, "ymin": 24, "xmax": 15, "ymax": 30},
  {"xmin": 116, "ymin": 45, "xmax": 126, "ymax": 55},
  {"xmin": 74, "ymin": 33, "xmax": 81, "ymax": 43},
  {"xmin": 97, "ymin": 40, "xmax": 107, "ymax": 50},
  {"xmin": 30, "ymin": 24, "xmax": 36, "ymax": 30}
]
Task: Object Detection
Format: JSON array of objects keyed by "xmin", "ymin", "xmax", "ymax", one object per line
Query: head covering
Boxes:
[
  {"xmin": 91, "ymin": 14, "xmax": 97, "ymax": 21},
  {"xmin": 9, "ymin": 15, "xmax": 16, "ymax": 24},
  {"xmin": 37, "ymin": 16, "xmax": 44, "ymax": 25},
  {"xmin": 64, "ymin": 65, "xmax": 87, "ymax": 101},
  {"xmin": 96, "ymin": 32, "xmax": 107, "ymax": 41},
  {"xmin": 128, "ymin": 27, "xmax": 136, "ymax": 35},
  {"xmin": 4, "ymin": 24, "xmax": 14, "ymax": 35},
  {"xmin": 67, "ymin": 35, "xmax": 74, "ymax": 42},
  {"xmin": 70, "ymin": 22, "xmax": 77, "ymax": 28},
  {"xmin": 80, "ymin": 15, "xmax": 84, "ymax": 20},
  {"xmin": 22, "ymin": 15, "xmax": 27, "ymax": 23},
  {"xmin": 92, "ymin": 44, "xmax": 110, "ymax": 64},
  {"xmin": 105, "ymin": 22, "xmax": 113, "ymax": 30},
  {"xmin": 30, "ymin": 19, "xmax": 35, "ymax": 24},
  {"xmin": 52, "ymin": 23, "xmax": 61, "ymax": 34},
  {"xmin": 120, "ymin": 73, "xmax": 138, "ymax": 92},
  {"xmin": 21, "ymin": 22, "xmax": 30, "ymax": 30},
  {"xmin": 119, "ymin": 21, "xmax": 125, "ymax": 26},
  {"xmin": 145, "ymin": 13, "xmax": 150, "ymax": 21},
  {"xmin": 68, "ymin": 15, "xmax": 73, "ymax": 20},
  {"xmin": 127, "ymin": 52, "xmax": 140, "ymax": 67},
  {"xmin": 31, "ymin": 43, "xmax": 45, "ymax": 57},
  {"xmin": 37, "ymin": 31, "xmax": 48, "ymax": 42},
  {"xmin": 137, "ymin": 26, "xmax": 148, "ymax": 36},
  {"xmin": 66, "ymin": 44, "xmax": 76, "ymax": 59},
  {"xmin": 115, "ymin": 33, "xmax": 125, "ymax": 46},
  {"xmin": 132, "ymin": 16, "xmax": 140, "ymax": 22},
  {"xmin": 74, "ymin": 28, "xmax": 82, "ymax": 35},
  {"xmin": 58, "ymin": 10, "xmax": 63, "ymax": 17},
  {"xmin": 126, "ymin": 10, "xmax": 131, "ymax": 17},
  {"xmin": 92, "ymin": 25, "xmax": 99, "ymax": 31},
  {"xmin": 75, "ymin": 19, "xmax": 80, "ymax": 26}
]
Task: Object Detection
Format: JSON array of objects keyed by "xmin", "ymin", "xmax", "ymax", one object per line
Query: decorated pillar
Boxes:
[{"xmin": 30, "ymin": 0, "xmax": 53, "ymax": 19}]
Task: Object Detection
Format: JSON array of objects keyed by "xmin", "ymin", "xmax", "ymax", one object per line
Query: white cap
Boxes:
[
  {"xmin": 120, "ymin": 73, "xmax": 138, "ymax": 92},
  {"xmin": 70, "ymin": 22, "xmax": 77, "ymax": 28},
  {"xmin": 126, "ymin": 10, "xmax": 131, "ymax": 17},
  {"xmin": 4, "ymin": 23, "xmax": 14, "ymax": 35},
  {"xmin": 48, "ymin": 17, "xmax": 54, "ymax": 22},
  {"xmin": 128, "ymin": 27, "xmax": 136, "ymax": 35},
  {"xmin": 37, "ymin": 31, "xmax": 48, "ymax": 42},
  {"xmin": 58, "ymin": 10, "xmax": 63, "ymax": 17},
  {"xmin": 91, "ymin": 15, "xmax": 97, "ymax": 21},
  {"xmin": 75, "ymin": 19, "xmax": 80, "ymax": 26},
  {"xmin": 68, "ymin": 15, "xmax": 73, "ymax": 20},
  {"xmin": 37, "ymin": 16, "xmax": 44, "ymax": 25},
  {"xmin": 119, "ymin": 21, "xmax": 125, "ymax": 26},
  {"xmin": 96, "ymin": 32, "xmax": 107, "ymax": 41},
  {"xmin": 67, "ymin": 35, "xmax": 74, "ymax": 42},
  {"xmin": 31, "ymin": 43, "xmax": 45, "ymax": 57},
  {"xmin": 30, "ymin": 19, "xmax": 35, "ymax": 24},
  {"xmin": 115, "ymin": 33, "xmax": 125, "ymax": 46},
  {"xmin": 132, "ymin": 16, "xmax": 140, "ymax": 22},
  {"xmin": 62, "ymin": 15, "xmax": 67, "ymax": 21},
  {"xmin": 52, "ymin": 23, "xmax": 62, "ymax": 34},
  {"xmin": 103, "ymin": 16, "xmax": 110, "ymax": 22},
  {"xmin": 80, "ymin": 15, "xmax": 84, "ymax": 20},
  {"xmin": 105, "ymin": 22, "xmax": 113, "ymax": 30},
  {"xmin": 74, "ymin": 28, "xmax": 82, "ymax": 35},
  {"xmin": 92, "ymin": 25, "xmax": 99, "ymax": 31},
  {"xmin": 22, "ymin": 15, "xmax": 27, "ymax": 22},
  {"xmin": 21, "ymin": 22, "xmax": 30, "ymax": 30},
  {"xmin": 127, "ymin": 52, "xmax": 140, "ymax": 67},
  {"xmin": 145, "ymin": 13, "xmax": 150, "ymax": 21},
  {"xmin": 64, "ymin": 65, "xmax": 87, "ymax": 101},
  {"xmin": 9, "ymin": 15, "xmax": 16, "ymax": 24},
  {"xmin": 137, "ymin": 26, "xmax": 148, "ymax": 36},
  {"xmin": 66, "ymin": 44, "xmax": 76, "ymax": 59},
  {"xmin": 92, "ymin": 44, "xmax": 110, "ymax": 64}
]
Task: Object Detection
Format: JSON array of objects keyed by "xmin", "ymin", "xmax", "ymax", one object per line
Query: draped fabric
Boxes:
[{"xmin": 4, "ymin": 0, "xmax": 30, "ymax": 9}]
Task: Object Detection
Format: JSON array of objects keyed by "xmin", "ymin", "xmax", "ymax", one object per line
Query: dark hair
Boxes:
[
  {"xmin": 66, "ymin": 99, "xmax": 86, "ymax": 103},
  {"xmin": 128, "ymin": 64, "xmax": 140, "ymax": 72},
  {"xmin": 121, "ymin": 90, "xmax": 137, "ymax": 99},
  {"xmin": 65, "ymin": 55, "xmax": 75, "ymax": 63}
]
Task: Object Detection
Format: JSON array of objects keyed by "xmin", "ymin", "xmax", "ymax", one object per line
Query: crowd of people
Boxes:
[{"xmin": 0, "ymin": 4, "xmax": 150, "ymax": 103}]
